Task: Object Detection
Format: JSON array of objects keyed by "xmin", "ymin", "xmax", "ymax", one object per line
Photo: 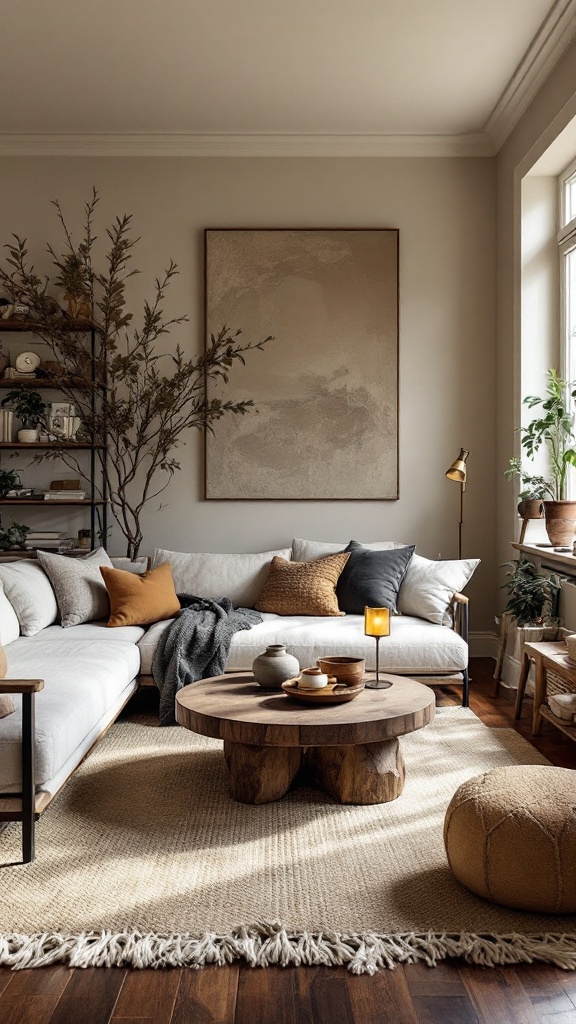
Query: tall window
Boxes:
[{"xmin": 560, "ymin": 160, "xmax": 576, "ymax": 385}]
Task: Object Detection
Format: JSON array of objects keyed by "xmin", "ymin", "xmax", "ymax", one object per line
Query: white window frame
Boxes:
[{"xmin": 559, "ymin": 159, "xmax": 576, "ymax": 385}]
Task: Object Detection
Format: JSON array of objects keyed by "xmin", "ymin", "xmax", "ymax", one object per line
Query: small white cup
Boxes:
[{"xmin": 298, "ymin": 667, "xmax": 329, "ymax": 689}]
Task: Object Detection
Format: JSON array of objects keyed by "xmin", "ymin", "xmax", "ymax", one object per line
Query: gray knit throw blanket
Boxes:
[{"xmin": 152, "ymin": 595, "xmax": 262, "ymax": 725}]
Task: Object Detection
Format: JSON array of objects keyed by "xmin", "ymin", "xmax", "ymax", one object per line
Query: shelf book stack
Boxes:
[
  {"xmin": 25, "ymin": 531, "xmax": 70, "ymax": 550},
  {"xmin": 43, "ymin": 490, "xmax": 87, "ymax": 501}
]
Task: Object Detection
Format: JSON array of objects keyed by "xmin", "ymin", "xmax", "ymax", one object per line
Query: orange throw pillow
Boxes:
[{"xmin": 100, "ymin": 562, "xmax": 180, "ymax": 627}]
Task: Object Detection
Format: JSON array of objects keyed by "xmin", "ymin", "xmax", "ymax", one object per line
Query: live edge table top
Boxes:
[{"xmin": 175, "ymin": 672, "xmax": 436, "ymax": 748}]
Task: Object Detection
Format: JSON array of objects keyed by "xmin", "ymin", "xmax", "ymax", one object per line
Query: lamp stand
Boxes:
[
  {"xmin": 365, "ymin": 635, "xmax": 392, "ymax": 690},
  {"xmin": 458, "ymin": 480, "xmax": 465, "ymax": 560}
]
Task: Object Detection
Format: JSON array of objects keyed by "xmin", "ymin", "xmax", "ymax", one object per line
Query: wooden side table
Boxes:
[{"xmin": 515, "ymin": 640, "xmax": 576, "ymax": 739}]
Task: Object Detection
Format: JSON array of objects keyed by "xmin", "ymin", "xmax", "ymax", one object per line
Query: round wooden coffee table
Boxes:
[{"xmin": 176, "ymin": 672, "xmax": 435, "ymax": 805}]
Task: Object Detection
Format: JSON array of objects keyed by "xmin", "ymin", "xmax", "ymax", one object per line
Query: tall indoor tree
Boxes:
[{"xmin": 0, "ymin": 190, "xmax": 272, "ymax": 558}]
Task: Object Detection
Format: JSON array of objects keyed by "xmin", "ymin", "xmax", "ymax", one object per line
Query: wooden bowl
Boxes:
[
  {"xmin": 317, "ymin": 656, "xmax": 366, "ymax": 686},
  {"xmin": 281, "ymin": 679, "xmax": 365, "ymax": 704}
]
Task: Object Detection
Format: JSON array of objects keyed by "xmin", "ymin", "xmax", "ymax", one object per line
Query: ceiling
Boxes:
[{"xmin": 1, "ymin": 0, "xmax": 575, "ymax": 156}]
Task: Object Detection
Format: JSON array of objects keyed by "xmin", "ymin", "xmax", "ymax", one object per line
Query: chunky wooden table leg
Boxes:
[
  {"xmin": 308, "ymin": 738, "xmax": 406, "ymax": 804},
  {"xmin": 223, "ymin": 740, "xmax": 302, "ymax": 804}
]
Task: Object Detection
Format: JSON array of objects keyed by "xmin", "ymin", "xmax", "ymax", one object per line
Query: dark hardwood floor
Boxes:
[{"xmin": 1, "ymin": 657, "xmax": 576, "ymax": 1024}]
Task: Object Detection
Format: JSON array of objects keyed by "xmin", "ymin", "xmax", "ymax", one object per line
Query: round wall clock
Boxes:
[{"xmin": 14, "ymin": 351, "xmax": 41, "ymax": 373}]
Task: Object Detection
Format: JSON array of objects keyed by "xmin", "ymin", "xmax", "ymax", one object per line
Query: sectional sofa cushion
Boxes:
[
  {"xmin": 0, "ymin": 581, "xmax": 20, "ymax": 645},
  {"xmin": 256, "ymin": 553, "xmax": 350, "ymax": 617},
  {"xmin": 223, "ymin": 611, "xmax": 468, "ymax": 676},
  {"xmin": 38, "ymin": 547, "xmax": 114, "ymax": 627},
  {"xmin": 291, "ymin": 538, "xmax": 409, "ymax": 562},
  {"xmin": 152, "ymin": 547, "xmax": 291, "ymax": 608},
  {"xmin": 101, "ymin": 562, "xmax": 181, "ymax": 627},
  {"xmin": 0, "ymin": 632, "xmax": 141, "ymax": 792},
  {"xmin": 336, "ymin": 541, "xmax": 416, "ymax": 614},
  {"xmin": 397, "ymin": 553, "xmax": 480, "ymax": 625},
  {"xmin": 0, "ymin": 561, "xmax": 57, "ymax": 637}
]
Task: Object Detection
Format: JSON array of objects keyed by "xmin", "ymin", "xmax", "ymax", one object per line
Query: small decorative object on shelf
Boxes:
[
  {"xmin": 252, "ymin": 644, "xmax": 300, "ymax": 689},
  {"xmin": 0, "ymin": 518, "xmax": 30, "ymax": 550},
  {"xmin": 0, "ymin": 469, "xmax": 21, "ymax": 498},
  {"xmin": 77, "ymin": 528, "xmax": 91, "ymax": 550},
  {"xmin": 364, "ymin": 607, "xmax": 392, "ymax": 689},
  {"xmin": 0, "ymin": 388, "xmax": 47, "ymax": 443}
]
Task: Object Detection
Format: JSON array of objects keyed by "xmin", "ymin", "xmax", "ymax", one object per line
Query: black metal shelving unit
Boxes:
[{"xmin": 0, "ymin": 320, "xmax": 108, "ymax": 550}]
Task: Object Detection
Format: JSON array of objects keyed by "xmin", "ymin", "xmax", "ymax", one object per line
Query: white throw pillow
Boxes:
[
  {"xmin": 291, "ymin": 538, "xmax": 409, "ymax": 562},
  {"xmin": 152, "ymin": 548, "xmax": 292, "ymax": 608},
  {"xmin": 37, "ymin": 547, "xmax": 114, "ymax": 628},
  {"xmin": 0, "ymin": 561, "xmax": 58, "ymax": 637},
  {"xmin": 397, "ymin": 553, "xmax": 480, "ymax": 625},
  {"xmin": 0, "ymin": 582, "xmax": 19, "ymax": 645}
]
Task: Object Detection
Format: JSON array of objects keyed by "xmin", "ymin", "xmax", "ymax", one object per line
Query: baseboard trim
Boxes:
[{"xmin": 470, "ymin": 631, "xmax": 498, "ymax": 659}]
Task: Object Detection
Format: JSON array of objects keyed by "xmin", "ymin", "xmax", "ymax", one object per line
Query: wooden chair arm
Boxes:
[
  {"xmin": 0, "ymin": 679, "xmax": 44, "ymax": 694},
  {"xmin": 450, "ymin": 593, "xmax": 469, "ymax": 644}
]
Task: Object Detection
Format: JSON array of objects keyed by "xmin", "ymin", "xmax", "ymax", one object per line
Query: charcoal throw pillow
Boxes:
[{"xmin": 336, "ymin": 540, "xmax": 415, "ymax": 615}]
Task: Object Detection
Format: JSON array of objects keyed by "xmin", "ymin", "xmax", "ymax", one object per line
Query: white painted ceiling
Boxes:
[{"xmin": 0, "ymin": 0, "xmax": 571, "ymax": 151}]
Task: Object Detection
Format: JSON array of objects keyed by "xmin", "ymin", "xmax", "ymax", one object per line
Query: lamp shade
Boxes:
[
  {"xmin": 364, "ymin": 607, "xmax": 390, "ymax": 637},
  {"xmin": 445, "ymin": 448, "xmax": 469, "ymax": 483}
]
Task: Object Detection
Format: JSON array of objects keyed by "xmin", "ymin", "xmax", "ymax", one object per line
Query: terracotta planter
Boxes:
[
  {"xmin": 517, "ymin": 498, "xmax": 544, "ymax": 520},
  {"xmin": 543, "ymin": 500, "xmax": 576, "ymax": 546}
]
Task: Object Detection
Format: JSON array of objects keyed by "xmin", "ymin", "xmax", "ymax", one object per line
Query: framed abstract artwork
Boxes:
[{"xmin": 204, "ymin": 228, "xmax": 399, "ymax": 500}]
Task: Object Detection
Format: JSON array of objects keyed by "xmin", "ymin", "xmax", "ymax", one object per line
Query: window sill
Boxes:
[{"xmin": 512, "ymin": 542, "xmax": 576, "ymax": 576}]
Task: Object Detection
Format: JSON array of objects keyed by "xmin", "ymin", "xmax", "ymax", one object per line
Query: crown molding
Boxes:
[
  {"xmin": 485, "ymin": 0, "xmax": 576, "ymax": 151},
  {"xmin": 0, "ymin": 131, "xmax": 494, "ymax": 159}
]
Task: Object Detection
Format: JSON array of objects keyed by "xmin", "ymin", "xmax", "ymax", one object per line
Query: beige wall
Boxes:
[
  {"xmin": 0, "ymin": 156, "xmax": 496, "ymax": 630},
  {"xmin": 497, "ymin": 40, "xmax": 576, "ymax": 606}
]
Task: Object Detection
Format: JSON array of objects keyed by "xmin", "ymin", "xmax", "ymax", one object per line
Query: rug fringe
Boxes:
[{"xmin": 1, "ymin": 924, "xmax": 576, "ymax": 972}]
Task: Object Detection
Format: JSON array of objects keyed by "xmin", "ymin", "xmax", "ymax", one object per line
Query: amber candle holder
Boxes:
[{"xmin": 364, "ymin": 607, "xmax": 392, "ymax": 690}]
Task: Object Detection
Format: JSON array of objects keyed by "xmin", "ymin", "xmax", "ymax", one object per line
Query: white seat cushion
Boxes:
[
  {"xmin": 138, "ymin": 618, "xmax": 176, "ymax": 675},
  {"xmin": 0, "ymin": 634, "xmax": 141, "ymax": 792},
  {"xmin": 137, "ymin": 612, "xmax": 467, "ymax": 677},
  {"xmin": 22, "ymin": 622, "xmax": 145, "ymax": 645}
]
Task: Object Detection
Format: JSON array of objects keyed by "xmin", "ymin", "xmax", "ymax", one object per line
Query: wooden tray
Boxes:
[{"xmin": 281, "ymin": 678, "xmax": 365, "ymax": 705}]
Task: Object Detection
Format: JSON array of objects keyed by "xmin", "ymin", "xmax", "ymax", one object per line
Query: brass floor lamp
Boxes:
[{"xmin": 445, "ymin": 449, "xmax": 469, "ymax": 559}]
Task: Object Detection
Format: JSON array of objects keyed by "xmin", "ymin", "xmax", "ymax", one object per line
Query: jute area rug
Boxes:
[{"xmin": 1, "ymin": 707, "xmax": 575, "ymax": 973}]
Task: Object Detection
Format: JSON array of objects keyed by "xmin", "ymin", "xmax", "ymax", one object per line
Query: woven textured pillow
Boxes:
[
  {"xmin": 101, "ymin": 562, "xmax": 181, "ymax": 627},
  {"xmin": 255, "ymin": 553, "xmax": 349, "ymax": 617}
]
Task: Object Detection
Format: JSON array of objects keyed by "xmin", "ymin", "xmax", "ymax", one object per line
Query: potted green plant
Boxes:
[
  {"xmin": 0, "ymin": 519, "xmax": 30, "ymax": 550},
  {"xmin": 502, "ymin": 558, "xmax": 563, "ymax": 625},
  {"xmin": 0, "ymin": 389, "xmax": 47, "ymax": 443},
  {"xmin": 0, "ymin": 468, "xmax": 21, "ymax": 498},
  {"xmin": 504, "ymin": 457, "xmax": 554, "ymax": 520},
  {"xmin": 519, "ymin": 369, "xmax": 576, "ymax": 545}
]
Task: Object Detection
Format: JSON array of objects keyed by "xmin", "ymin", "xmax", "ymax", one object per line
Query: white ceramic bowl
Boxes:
[{"xmin": 298, "ymin": 668, "xmax": 329, "ymax": 689}]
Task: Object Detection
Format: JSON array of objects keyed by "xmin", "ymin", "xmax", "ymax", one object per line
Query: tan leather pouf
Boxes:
[{"xmin": 444, "ymin": 765, "xmax": 576, "ymax": 913}]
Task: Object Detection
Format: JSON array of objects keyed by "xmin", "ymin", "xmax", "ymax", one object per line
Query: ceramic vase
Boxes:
[{"xmin": 252, "ymin": 644, "xmax": 299, "ymax": 689}]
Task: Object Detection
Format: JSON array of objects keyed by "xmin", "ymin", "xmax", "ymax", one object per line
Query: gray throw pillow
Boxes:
[
  {"xmin": 336, "ymin": 540, "xmax": 415, "ymax": 615},
  {"xmin": 37, "ymin": 547, "xmax": 114, "ymax": 627}
]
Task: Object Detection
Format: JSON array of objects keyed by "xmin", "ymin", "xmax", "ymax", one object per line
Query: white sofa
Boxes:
[{"xmin": 0, "ymin": 540, "xmax": 475, "ymax": 862}]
